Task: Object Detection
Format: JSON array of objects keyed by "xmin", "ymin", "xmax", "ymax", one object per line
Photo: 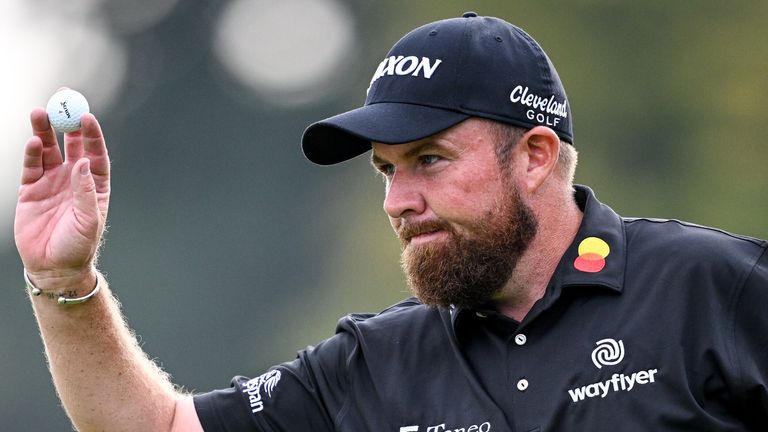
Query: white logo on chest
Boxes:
[
  {"xmin": 591, "ymin": 338, "xmax": 624, "ymax": 368},
  {"xmin": 567, "ymin": 339, "xmax": 660, "ymax": 403}
]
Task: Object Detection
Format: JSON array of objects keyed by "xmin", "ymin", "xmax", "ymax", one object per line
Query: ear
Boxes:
[{"xmin": 517, "ymin": 126, "xmax": 560, "ymax": 193}]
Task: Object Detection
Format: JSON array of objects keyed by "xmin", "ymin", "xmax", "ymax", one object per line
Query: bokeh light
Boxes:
[
  {"xmin": 0, "ymin": 0, "xmax": 127, "ymax": 244},
  {"xmin": 213, "ymin": 0, "xmax": 356, "ymax": 107}
]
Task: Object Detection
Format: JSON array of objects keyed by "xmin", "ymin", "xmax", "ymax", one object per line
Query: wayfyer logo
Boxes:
[
  {"xmin": 591, "ymin": 338, "xmax": 624, "ymax": 369},
  {"xmin": 567, "ymin": 339, "xmax": 659, "ymax": 403}
]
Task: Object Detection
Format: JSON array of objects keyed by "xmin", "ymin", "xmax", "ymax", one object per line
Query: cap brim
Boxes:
[{"xmin": 302, "ymin": 103, "xmax": 469, "ymax": 165}]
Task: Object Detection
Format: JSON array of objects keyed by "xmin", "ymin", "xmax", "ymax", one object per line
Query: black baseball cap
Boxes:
[{"xmin": 302, "ymin": 12, "xmax": 573, "ymax": 165}]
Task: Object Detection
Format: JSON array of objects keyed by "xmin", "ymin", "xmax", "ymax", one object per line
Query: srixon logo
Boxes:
[
  {"xmin": 368, "ymin": 55, "xmax": 443, "ymax": 92},
  {"xmin": 59, "ymin": 101, "xmax": 72, "ymax": 118}
]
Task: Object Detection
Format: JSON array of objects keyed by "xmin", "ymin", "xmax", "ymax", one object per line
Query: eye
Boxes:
[
  {"xmin": 418, "ymin": 154, "xmax": 442, "ymax": 166},
  {"xmin": 375, "ymin": 163, "xmax": 395, "ymax": 178}
]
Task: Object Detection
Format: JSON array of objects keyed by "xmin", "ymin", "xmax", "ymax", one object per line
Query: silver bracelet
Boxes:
[{"xmin": 24, "ymin": 269, "xmax": 102, "ymax": 305}]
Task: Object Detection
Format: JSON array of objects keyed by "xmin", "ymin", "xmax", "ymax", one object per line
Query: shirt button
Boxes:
[
  {"xmin": 514, "ymin": 334, "xmax": 527, "ymax": 346},
  {"xmin": 517, "ymin": 379, "xmax": 529, "ymax": 392}
]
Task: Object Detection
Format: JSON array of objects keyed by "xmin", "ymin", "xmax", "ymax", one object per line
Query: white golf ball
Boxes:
[{"xmin": 46, "ymin": 89, "xmax": 90, "ymax": 133}]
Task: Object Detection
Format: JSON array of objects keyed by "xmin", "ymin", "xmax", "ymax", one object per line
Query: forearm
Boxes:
[{"xmin": 30, "ymin": 272, "xmax": 180, "ymax": 432}]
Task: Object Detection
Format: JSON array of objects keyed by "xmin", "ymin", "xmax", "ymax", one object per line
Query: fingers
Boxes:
[
  {"xmin": 79, "ymin": 114, "xmax": 108, "ymax": 168},
  {"xmin": 61, "ymin": 113, "xmax": 110, "ymax": 191},
  {"xmin": 27, "ymin": 105, "xmax": 110, "ymax": 193},
  {"xmin": 62, "ymin": 113, "xmax": 97, "ymax": 164},
  {"xmin": 70, "ymin": 158, "xmax": 100, "ymax": 237},
  {"xmin": 78, "ymin": 113, "xmax": 110, "ymax": 193},
  {"xmin": 64, "ymin": 130, "xmax": 85, "ymax": 162},
  {"xmin": 21, "ymin": 136, "xmax": 44, "ymax": 185},
  {"xmin": 30, "ymin": 108, "xmax": 63, "ymax": 169}
]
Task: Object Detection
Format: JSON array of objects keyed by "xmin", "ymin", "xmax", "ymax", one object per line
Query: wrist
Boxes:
[
  {"xmin": 24, "ymin": 267, "xmax": 97, "ymax": 290},
  {"xmin": 24, "ymin": 267, "xmax": 102, "ymax": 305}
]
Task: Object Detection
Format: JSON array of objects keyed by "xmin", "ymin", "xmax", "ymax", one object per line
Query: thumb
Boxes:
[{"xmin": 71, "ymin": 159, "xmax": 99, "ymax": 224}]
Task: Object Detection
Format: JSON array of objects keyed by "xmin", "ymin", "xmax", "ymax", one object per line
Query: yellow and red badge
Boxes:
[{"xmin": 574, "ymin": 237, "xmax": 610, "ymax": 273}]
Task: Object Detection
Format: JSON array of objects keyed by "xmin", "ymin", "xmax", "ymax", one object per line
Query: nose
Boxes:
[{"xmin": 382, "ymin": 170, "xmax": 427, "ymax": 219}]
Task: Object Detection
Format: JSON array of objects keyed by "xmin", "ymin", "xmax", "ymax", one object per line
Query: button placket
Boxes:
[
  {"xmin": 514, "ymin": 333, "xmax": 527, "ymax": 346},
  {"xmin": 511, "ymin": 333, "xmax": 529, "ymax": 392},
  {"xmin": 516, "ymin": 379, "xmax": 529, "ymax": 391}
]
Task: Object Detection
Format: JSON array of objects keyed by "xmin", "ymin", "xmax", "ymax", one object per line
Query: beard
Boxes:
[{"xmin": 399, "ymin": 188, "xmax": 538, "ymax": 310}]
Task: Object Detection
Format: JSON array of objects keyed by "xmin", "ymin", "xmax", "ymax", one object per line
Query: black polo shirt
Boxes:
[{"xmin": 194, "ymin": 185, "xmax": 768, "ymax": 431}]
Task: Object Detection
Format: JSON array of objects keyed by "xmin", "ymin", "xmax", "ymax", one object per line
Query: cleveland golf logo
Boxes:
[
  {"xmin": 567, "ymin": 339, "xmax": 659, "ymax": 403},
  {"xmin": 509, "ymin": 85, "xmax": 568, "ymax": 127}
]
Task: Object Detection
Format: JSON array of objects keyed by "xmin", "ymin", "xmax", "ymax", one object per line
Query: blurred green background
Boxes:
[{"xmin": 1, "ymin": 0, "xmax": 766, "ymax": 429}]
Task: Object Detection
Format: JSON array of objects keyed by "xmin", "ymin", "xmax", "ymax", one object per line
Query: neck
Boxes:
[{"xmin": 494, "ymin": 186, "xmax": 582, "ymax": 321}]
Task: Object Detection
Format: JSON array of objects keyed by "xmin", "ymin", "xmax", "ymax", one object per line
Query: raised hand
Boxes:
[{"xmin": 14, "ymin": 106, "xmax": 111, "ymax": 286}]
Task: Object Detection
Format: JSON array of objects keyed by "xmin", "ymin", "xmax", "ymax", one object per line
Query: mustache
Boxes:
[{"xmin": 397, "ymin": 219, "xmax": 453, "ymax": 242}]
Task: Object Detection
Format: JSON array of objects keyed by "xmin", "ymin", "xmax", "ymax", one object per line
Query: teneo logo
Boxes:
[
  {"xmin": 509, "ymin": 85, "xmax": 568, "ymax": 127},
  {"xmin": 399, "ymin": 421, "xmax": 492, "ymax": 432},
  {"xmin": 567, "ymin": 339, "xmax": 660, "ymax": 403},
  {"xmin": 241, "ymin": 370, "xmax": 281, "ymax": 414},
  {"xmin": 591, "ymin": 338, "xmax": 624, "ymax": 369},
  {"xmin": 368, "ymin": 55, "xmax": 443, "ymax": 92}
]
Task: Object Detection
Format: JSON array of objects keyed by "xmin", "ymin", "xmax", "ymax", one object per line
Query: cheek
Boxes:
[
  {"xmin": 431, "ymin": 178, "xmax": 503, "ymax": 223},
  {"xmin": 451, "ymin": 171, "xmax": 506, "ymax": 206}
]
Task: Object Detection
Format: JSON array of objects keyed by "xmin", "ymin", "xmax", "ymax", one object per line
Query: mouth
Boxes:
[
  {"xmin": 397, "ymin": 218, "xmax": 452, "ymax": 246},
  {"xmin": 401, "ymin": 227, "xmax": 450, "ymax": 246}
]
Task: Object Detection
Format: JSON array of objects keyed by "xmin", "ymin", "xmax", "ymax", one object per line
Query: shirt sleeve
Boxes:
[
  {"xmin": 731, "ymin": 245, "xmax": 768, "ymax": 429},
  {"xmin": 193, "ymin": 328, "xmax": 358, "ymax": 432}
]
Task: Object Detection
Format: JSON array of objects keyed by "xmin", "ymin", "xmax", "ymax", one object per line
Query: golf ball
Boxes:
[{"xmin": 46, "ymin": 89, "xmax": 90, "ymax": 133}]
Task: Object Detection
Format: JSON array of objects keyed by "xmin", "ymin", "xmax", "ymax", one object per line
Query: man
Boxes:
[{"xmin": 15, "ymin": 12, "xmax": 767, "ymax": 431}]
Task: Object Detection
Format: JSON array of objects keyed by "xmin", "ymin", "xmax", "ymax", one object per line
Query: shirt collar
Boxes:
[
  {"xmin": 554, "ymin": 184, "xmax": 627, "ymax": 292},
  {"xmin": 450, "ymin": 185, "xmax": 627, "ymax": 330}
]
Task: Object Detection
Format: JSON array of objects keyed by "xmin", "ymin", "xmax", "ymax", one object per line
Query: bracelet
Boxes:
[{"xmin": 24, "ymin": 269, "xmax": 102, "ymax": 305}]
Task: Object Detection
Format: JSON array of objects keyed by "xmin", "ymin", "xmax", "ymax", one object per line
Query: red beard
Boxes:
[{"xmin": 399, "ymin": 189, "xmax": 538, "ymax": 309}]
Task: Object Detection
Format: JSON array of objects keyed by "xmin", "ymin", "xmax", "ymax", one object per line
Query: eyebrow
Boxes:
[
  {"xmin": 370, "ymin": 152, "xmax": 387, "ymax": 167},
  {"xmin": 370, "ymin": 141, "xmax": 446, "ymax": 166}
]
